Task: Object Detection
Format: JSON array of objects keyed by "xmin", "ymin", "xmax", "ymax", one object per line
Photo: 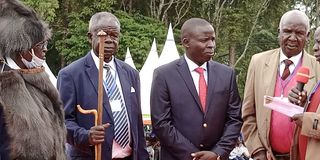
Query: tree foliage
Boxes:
[
  {"xmin": 22, "ymin": 0, "xmax": 318, "ymax": 97},
  {"xmin": 22, "ymin": 0, "xmax": 59, "ymax": 22},
  {"xmin": 115, "ymin": 11, "xmax": 170, "ymax": 69}
]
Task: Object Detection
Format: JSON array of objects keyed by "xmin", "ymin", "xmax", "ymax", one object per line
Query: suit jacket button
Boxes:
[{"xmin": 203, "ymin": 123, "xmax": 208, "ymax": 128}]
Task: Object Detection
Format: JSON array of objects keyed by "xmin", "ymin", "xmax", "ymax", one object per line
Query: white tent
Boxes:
[
  {"xmin": 124, "ymin": 47, "xmax": 136, "ymax": 70},
  {"xmin": 157, "ymin": 23, "xmax": 180, "ymax": 67},
  {"xmin": 140, "ymin": 39, "xmax": 159, "ymax": 124}
]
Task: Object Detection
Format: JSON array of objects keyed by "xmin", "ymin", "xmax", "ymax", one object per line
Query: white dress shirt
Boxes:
[
  {"xmin": 90, "ymin": 50, "xmax": 132, "ymax": 158},
  {"xmin": 279, "ymin": 50, "xmax": 302, "ymax": 77},
  {"xmin": 184, "ymin": 54, "xmax": 208, "ymax": 94}
]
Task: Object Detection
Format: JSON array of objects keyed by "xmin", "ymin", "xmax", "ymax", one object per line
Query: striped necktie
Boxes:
[{"xmin": 104, "ymin": 65, "xmax": 129, "ymax": 148}]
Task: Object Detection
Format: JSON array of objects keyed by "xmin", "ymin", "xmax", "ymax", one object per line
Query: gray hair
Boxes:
[
  {"xmin": 88, "ymin": 12, "xmax": 120, "ymax": 33},
  {"xmin": 279, "ymin": 10, "xmax": 310, "ymax": 33},
  {"xmin": 0, "ymin": 18, "xmax": 32, "ymax": 58},
  {"xmin": 0, "ymin": 0, "xmax": 38, "ymax": 19},
  {"xmin": 0, "ymin": 0, "xmax": 51, "ymax": 58}
]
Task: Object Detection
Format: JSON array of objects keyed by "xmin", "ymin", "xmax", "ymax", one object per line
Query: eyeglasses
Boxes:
[{"xmin": 34, "ymin": 41, "xmax": 48, "ymax": 50}]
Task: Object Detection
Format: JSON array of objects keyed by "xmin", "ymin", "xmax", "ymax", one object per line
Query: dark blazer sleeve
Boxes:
[
  {"xmin": 0, "ymin": 62, "xmax": 11, "ymax": 159},
  {"xmin": 151, "ymin": 68, "xmax": 199, "ymax": 160},
  {"xmin": 211, "ymin": 69, "xmax": 242, "ymax": 159},
  {"xmin": 0, "ymin": 103, "xmax": 9, "ymax": 160},
  {"xmin": 57, "ymin": 69, "xmax": 91, "ymax": 150}
]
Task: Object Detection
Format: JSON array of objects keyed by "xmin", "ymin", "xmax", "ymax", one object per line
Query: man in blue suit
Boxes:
[
  {"xmin": 150, "ymin": 18, "xmax": 242, "ymax": 160},
  {"xmin": 57, "ymin": 12, "xmax": 149, "ymax": 160}
]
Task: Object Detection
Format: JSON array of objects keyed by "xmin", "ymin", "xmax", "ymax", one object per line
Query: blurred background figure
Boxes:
[{"xmin": 229, "ymin": 134, "xmax": 252, "ymax": 160}]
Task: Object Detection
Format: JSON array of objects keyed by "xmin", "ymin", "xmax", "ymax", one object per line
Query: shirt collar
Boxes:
[
  {"xmin": 184, "ymin": 54, "xmax": 207, "ymax": 72},
  {"xmin": 279, "ymin": 50, "xmax": 302, "ymax": 67},
  {"xmin": 6, "ymin": 56, "xmax": 20, "ymax": 69},
  {"xmin": 90, "ymin": 50, "xmax": 116, "ymax": 71}
]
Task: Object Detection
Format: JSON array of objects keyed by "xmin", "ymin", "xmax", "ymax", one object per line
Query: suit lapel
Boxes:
[
  {"xmin": 205, "ymin": 60, "xmax": 217, "ymax": 115},
  {"xmin": 262, "ymin": 49, "xmax": 279, "ymax": 142},
  {"xmin": 176, "ymin": 57, "xmax": 202, "ymax": 111},
  {"xmin": 85, "ymin": 54, "xmax": 99, "ymax": 94},
  {"xmin": 115, "ymin": 59, "xmax": 133, "ymax": 124},
  {"xmin": 264, "ymin": 49, "xmax": 279, "ymax": 97},
  {"xmin": 263, "ymin": 50, "xmax": 316, "ymax": 94},
  {"xmin": 301, "ymin": 51, "xmax": 316, "ymax": 92},
  {"xmin": 84, "ymin": 53, "xmax": 113, "ymax": 120}
]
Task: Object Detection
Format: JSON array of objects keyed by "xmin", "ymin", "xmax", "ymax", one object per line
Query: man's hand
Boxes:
[
  {"xmin": 191, "ymin": 151, "xmax": 218, "ymax": 160},
  {"xmin": 292, "ymin": 113, "xmax": 303, "ymax": 127},
  {"xmin": 252, "ymin": 150, "xmax": 267, "ymax": 160},
  {"xmin": 288, "ymin": 87, "xmax": 307, "ymax": 107},
  {"xmin": 88, "ymin": 123, "xmax": 110, "ymax": 145}
]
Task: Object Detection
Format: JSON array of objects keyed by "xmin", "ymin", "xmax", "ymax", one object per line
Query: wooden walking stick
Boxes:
[{"xmin": 77, "ymin": 30, "xmax": 106, "ymax": 160}]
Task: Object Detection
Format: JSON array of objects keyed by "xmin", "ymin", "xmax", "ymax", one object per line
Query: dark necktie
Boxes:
[
  {"xmin": 104, "ymin": 65, "xmax": 129, "ymax": 148},
  {"xmin": 281, "ymin": 59, "xmax": 293, "ymax": 80},
  {"xmin": 195, "ymin": 67, "xmax": 207, "ymax": 112}
]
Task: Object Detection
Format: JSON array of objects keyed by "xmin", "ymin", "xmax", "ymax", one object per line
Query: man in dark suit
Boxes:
[
  {"xmin": 150, "ymin": 18, "xmax": 242, "ymax": 160},
  {"xmin": 57, "ymin": 12, "xmax": 149, "ymax": 160}
]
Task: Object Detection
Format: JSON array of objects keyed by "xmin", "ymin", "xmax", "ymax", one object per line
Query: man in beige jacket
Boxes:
[
  {"xmin": 242, "ymin": 10, "xmax": 320, "ymax": 160},
  {"xmin": 288, "ymin": 26, "xmax": 320, "ymax": 160}
]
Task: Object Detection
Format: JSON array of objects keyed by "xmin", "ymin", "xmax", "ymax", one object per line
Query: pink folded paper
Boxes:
[{"xmin": 264, "ymin": 95, "xmax": 304, "ymax": 117}]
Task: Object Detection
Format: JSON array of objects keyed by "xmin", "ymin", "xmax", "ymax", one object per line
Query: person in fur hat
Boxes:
[{"xmin": 0, "ymin": 0, "xmax": 66, "ymax": 159}]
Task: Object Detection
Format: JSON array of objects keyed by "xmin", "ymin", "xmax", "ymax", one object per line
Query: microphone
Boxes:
[{"xmin": 296, "ymin": 67, "xmax": 310, "ymax": 91}]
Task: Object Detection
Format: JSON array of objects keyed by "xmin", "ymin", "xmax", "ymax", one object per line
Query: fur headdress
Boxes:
[{"xmin": 0, "ymin": 0, "xmax": 51, "ymax": 58}]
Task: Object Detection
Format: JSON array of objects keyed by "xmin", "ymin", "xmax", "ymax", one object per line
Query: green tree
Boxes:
[
  {"xmin": 22, "ymin": 0, "xmax": 306, "ymax": 98},
  {"xmin": 22, "ymin": 0, "xmax": 59, "ymax": 22},
  {"xmin": 116, "ymin": 11, "xmax": 169, "ymax": 69}
]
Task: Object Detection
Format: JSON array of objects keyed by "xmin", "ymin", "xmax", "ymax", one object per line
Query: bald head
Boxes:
[
  {"xmin": 180, "ymin": 18, "xmax": 215, "ymax": 66},
  {"xmin": 88, "ymin": 12, "xmax": 120, "ymax": 33},
  {"xmin": 279, "ymin": 10, "xmax": 309, "ymax": 32},
  {"xmin": 181, "ymin": 18, "xmax": 213, "ymax": 40}
]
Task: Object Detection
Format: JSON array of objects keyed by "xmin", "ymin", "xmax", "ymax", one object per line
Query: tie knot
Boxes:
[
  {"xmin": 195, "ymin": 67, "xmax": 205, "ymax": 74},
  {"xmin": 283, "ymin": 59, "xmax": 293, "ymax": 67},
  {"xmin": 103, "ymin": 64, "xmax": 111, "ymax": 72}
]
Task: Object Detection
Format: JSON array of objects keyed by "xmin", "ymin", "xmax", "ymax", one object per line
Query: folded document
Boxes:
[{"xmin": 264, "ymin": 95, "xmax": 304, "ymax": 117}]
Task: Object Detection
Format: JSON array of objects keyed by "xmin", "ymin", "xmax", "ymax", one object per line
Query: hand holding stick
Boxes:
[{"xmin": 77, "ymin": 30, "xmax": 106, "ymax": 160}]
